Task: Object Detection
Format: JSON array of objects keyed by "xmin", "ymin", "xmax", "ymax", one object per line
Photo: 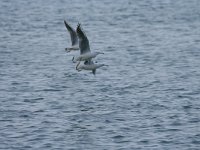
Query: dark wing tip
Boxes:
[
  {"xmin": 64, "ymin": 20, "xmax": 68, "ymax": 27},
  {"xmin": 76, "ymin": 23, "xmax": 81, "ymax": 33},
  {"xmin": 76, "ymin": 23, "xmax": 86, "ymax": 39},
  {"xmin": 77, "ymin": 22, "xmax": 81, "ymax": 27},
  {"xmin": 64, "ymin": 20, "xmax": 73, "ymax": 31}
]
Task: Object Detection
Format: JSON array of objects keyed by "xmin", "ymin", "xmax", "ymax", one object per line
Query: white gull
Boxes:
[
  {"xmin": 74, "ymin": 23, "xmax": 107, "ymax": 75},
  {"xmin": 72, "ymin": 23, "xmax": 104, "ymax": 63}
]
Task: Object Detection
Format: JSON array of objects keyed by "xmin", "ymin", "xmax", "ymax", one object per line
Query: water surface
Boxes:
[{"xmin": 0, "ymin": 0, "xmax": 200, "ymax": 149}]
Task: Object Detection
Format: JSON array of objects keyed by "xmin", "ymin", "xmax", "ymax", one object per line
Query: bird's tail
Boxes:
[{"xmin": 92, "ymin": 69, "xmax": 96, "ymax": 75}]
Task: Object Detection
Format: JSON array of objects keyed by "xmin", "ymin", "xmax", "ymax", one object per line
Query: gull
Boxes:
[
  {"xmin": 76, "ymin": 60, "xmax": 108, "ymax": 75},
  {"xmin": 74, "ymin": 23, "xmax": 107, "ymax": 75},
  {"xmin": 64, "ymin": 20, "xmax": 79, "ymax": 52},
  {"xmin": 72, "ymin": 23, "xmax": 104, "ymax": 63}
]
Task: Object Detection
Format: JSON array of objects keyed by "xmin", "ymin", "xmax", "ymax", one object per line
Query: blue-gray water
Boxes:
[{"xmin": 0, "ymin": 0, "xmax": 200, "ymax": 149}]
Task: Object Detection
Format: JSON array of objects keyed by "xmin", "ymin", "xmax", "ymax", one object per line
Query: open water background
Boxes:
[{"xmin": 0, "ymin": 0, "xmax": 200, "ymax": 149}]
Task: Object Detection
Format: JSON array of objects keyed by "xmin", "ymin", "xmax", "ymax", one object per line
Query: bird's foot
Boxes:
[{"xmin": 72, "ymin": 56, "xmax": 76, "ymax": 63}]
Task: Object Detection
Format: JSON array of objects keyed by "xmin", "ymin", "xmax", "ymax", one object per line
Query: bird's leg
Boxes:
[
  {"xmin": 72, "ymin": 56, "xmax": 76, "ymax": 63},
  {"xmin": 76, "ymin": 61, "xmax": 81, "ymax": 71}
]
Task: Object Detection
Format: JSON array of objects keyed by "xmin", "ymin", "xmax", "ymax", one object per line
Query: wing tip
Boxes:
[
  {"xmin": 76, "ymin": 23, "xmax": 81, "ymax": 32},
  {"xmin": 64, "ymin": 20, "xmax": 69, "ymax": 28},
  {"xmin": 64, "ymin": 20, "xmax": 67, "ymax": 25}
]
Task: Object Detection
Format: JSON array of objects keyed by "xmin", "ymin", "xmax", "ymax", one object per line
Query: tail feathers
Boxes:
[{"xmin": 92, "ymin": 69, "xmax": 96, "ymax": 75}]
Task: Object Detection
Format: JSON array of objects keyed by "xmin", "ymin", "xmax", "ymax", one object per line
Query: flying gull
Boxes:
[
  {"xmin": 72, "ymin": 23, "xmax": 104, "ymax": 63},
  {"xmin": 75, "ymin": 23, "xmax": 107, "ymax": 75},
  {"xmin": 64, "ymin": 20, "xmax": 79, "ymax": 52}
]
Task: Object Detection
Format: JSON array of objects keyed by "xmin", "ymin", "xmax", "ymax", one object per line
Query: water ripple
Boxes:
[{"xmin": 0, "ymin": 0, "xmax": 200, "ymax": 149}]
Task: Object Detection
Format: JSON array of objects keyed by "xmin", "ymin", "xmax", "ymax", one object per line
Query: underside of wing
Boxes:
[
  {"xmin": 64, "ymin": 20, "xmax": 78, "ymax": 46},
  {"xmin": 76, "ymin": 23, "xmax": 90, "ymax": 54}
]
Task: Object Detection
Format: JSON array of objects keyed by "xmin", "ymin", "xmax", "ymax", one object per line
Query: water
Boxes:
[{"xmin": 0, "ymin": 0, "xmax": 200, "ymax": 149}]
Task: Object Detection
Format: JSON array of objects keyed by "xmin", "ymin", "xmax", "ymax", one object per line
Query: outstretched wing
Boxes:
[
  {"xmin": 76, "ymin": 23, "xmax": 90, "ymax": 54},
  {"xmin": 64, "ymin": 20, "xmax": 78, "ymax": 46}
]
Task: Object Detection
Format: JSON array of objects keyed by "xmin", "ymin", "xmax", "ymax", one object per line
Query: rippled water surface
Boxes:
[{"xmin": 0, "ymin": 0, "xmax": 200, "ymax": 149}]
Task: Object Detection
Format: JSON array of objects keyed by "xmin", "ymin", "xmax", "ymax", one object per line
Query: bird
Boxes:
[
  {"xmin": 74, "ymin": 23, "xmax": 107, "ymax": 75},
  {"xmin": 76, "ymin": 60, "xmax": 108, "ymax": 75},
  {"xmin": 72, "ymin": 23, "xmax": 104, "ymax": 63},
  {"xmin": 64, "ymin": 20, "xmax": 79, "ymax": 52}
]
